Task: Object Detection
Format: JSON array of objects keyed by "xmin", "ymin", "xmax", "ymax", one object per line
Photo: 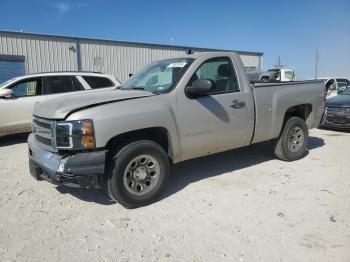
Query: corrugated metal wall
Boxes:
[
  {"xmin": 0, "ymin": 32, "xmax": 77, "ymax": 74},
  {"xmin": 79, "ymin": 40, "xmax": 263, "ymax": 82},
  {"xmin": 0, "ymin": 32, "xmax": 262, "ymax": 83},
  {"xmin": 80, "ymin": 40, "xmax": 190, "ymax": 82}
]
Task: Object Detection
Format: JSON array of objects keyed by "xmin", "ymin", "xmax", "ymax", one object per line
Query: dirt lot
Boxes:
[{"xmin": 0, "ymin": 128, "xmax": 349, "ymax": 262}]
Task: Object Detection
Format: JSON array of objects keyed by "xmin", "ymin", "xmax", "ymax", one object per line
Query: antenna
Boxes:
[{"xmin": 315, "ymin": 49, "xmax": 319, "ymax": 79}]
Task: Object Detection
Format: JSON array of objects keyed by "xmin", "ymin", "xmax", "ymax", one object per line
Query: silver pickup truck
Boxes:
[{"xmin": 28, "ymin": 52, "xmax": 325, "ymax": 208}]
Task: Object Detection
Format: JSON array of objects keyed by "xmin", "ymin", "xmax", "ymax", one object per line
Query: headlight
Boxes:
[{"xmin": 56, "ymin": 120, "xmax": 95, "ymax": 150}]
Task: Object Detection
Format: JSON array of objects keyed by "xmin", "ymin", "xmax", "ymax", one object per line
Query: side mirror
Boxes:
[
  {"xmin": 0, "ymin": 88, "xmax": 13, "ymax": 98},
  {"xmin": 186, "ymin": 79, "xmax": 213, "ymax": 97}
]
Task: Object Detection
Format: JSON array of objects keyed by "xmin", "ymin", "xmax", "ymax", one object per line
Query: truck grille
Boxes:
[
  {"xmin": 326, "ymin": 106, "xmax": 350, "ymax": 116},
  {"xmin": 33, "ymin": 118, "xmax": 52, "ymax": 129},
  {"xmin": 32, "ymin": 116, "xmax": 57, "ymax": 152},
  {"xmin": 35, "ymin": 135, "xmax": 52, "ymax": 146},
  {"xmin": 325, "ymin": 107, "xmax": 350, "ymax": 126}
]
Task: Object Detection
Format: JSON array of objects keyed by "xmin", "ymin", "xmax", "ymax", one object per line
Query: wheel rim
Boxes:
[
  {"xmin": 123, "ymin": 154, "xmax": 161, "ymax": 196},
  {"xmin": 287, "ymin": 126, "xmax": 304, "ymax": 153}
]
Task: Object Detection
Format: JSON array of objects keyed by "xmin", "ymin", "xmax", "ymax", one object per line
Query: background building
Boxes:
[{"xmin": 0, "ymin": 30, "xmax": 263, "ymax": 83}]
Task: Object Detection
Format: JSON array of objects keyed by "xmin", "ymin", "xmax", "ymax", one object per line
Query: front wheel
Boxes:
[
  {"xmin": 273, "ymin": 116, "xmax": 308, "ymax": 161},
  {"xmin": 106, "ymin": 140, "xmax": 170, "ymax": 208}
]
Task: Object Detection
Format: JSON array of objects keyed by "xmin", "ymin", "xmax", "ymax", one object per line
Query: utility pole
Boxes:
[
  {"xmin": 315, "ymin": 49, "xmax": 319, "ymax": 79},
  {"xmin": 275, "ymin": 56, "xmax": 284, "ymax": 69},
  {"xmin": 278, "ymin": 56, "xmax": 281, "ymax": 69}
]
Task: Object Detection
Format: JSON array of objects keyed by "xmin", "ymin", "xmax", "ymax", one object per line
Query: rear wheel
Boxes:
[
  {"xmin": 106, "ymin": 140, "xmax": 170, "ymax": 208},
  {"xmin": 261, "ymin": 77, "xmax": 269, "ymax": 83},
  {"xmin": 273, "ymin": 116, "xmax": 308, "ymax": 161}
]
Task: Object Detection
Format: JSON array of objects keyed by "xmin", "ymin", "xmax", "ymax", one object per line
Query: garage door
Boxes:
[{"xmin": 0, "ymin": 55, "xmax": 26, "ymax": 84}]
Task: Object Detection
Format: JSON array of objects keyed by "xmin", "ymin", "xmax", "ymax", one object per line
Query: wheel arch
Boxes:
[
  {"xmin": 277, "ymin": 103, "xmax": 313, "ymax": 137},
  {"xmin": 105, "ymin": 127, "xmax": 174, "ymax": 163},
  {"xmin": 260, "ymin": 76, "xmax": 270, "ymax": 82}
]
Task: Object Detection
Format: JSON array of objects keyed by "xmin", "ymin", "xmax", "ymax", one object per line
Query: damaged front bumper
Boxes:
[{"xmin": 28, "ymin": 133, "xmax": 107, "ymax": 189}]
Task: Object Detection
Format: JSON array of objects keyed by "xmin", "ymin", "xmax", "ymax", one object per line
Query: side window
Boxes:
[
  {"xmin": 82, "ymin": 76, "xmax": 114, "ymax": 89},
  {"xmin": 9, "ymin": 77, "xmax": 42, "ymax": 97},
  {"xmin": 284, "ymin": 71, "xmax": 294, "ymax": 81},
  {"xmin": 44, "ymin": 76, "xmax": 84, "ymax": 94},
  {"xmin": 189, "ymin": 57, "xmax": 239, "ymax": 93}
]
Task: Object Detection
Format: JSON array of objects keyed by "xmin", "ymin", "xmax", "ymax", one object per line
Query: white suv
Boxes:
[{"xmin": 0, "ymin": 72, "xmax": 120, "ymax": 137}]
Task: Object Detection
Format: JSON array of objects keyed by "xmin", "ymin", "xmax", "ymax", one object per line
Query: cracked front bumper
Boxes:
[{"xmin": 27, "ymin": 133, "xmax": 107, "ymax": 189}]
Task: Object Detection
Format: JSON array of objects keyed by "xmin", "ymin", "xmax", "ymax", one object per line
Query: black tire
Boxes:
[
  {"xmin": 273, "ymin": 116, "xmax": 308, "ymax": 161},
  {"xmin": 106, "ymin": 140, "xmax": 170, "ymax": 208},
  {"xmin": 261, "ymin": 77, "xmax": 269, "ymax": 83}
]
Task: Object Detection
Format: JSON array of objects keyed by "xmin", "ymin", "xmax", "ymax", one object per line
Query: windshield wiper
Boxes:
[
  {"xmin": 130, "ymin": 86, "xmax": 146, "ymax": 90},
  {"xmin": 117, "ymin": 86, "xmax": 159, "ymax": 94},
  {"xmin": 116, "ymin": 86, "xmax": 145, "ymax": 90}
]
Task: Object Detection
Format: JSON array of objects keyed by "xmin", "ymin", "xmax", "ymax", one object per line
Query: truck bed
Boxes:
[{"xmin": 251, "ymin": 80, "xmax": 325, "ymax": 144}]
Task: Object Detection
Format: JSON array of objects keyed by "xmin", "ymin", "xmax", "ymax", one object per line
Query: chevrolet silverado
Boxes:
[{"xmin": 28, "ymin": 52, "xmax": 325, "ymax": 208}]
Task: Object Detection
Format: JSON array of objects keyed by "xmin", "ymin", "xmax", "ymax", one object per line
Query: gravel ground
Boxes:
[{"xmin": 0, "ymin": 128, "xmax": 349, "ymax": 262}]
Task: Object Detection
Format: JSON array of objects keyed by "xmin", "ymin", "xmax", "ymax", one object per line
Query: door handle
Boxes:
[{"xmin": 231, "ymin": 100, "xmax": 245, "ymax": 108}]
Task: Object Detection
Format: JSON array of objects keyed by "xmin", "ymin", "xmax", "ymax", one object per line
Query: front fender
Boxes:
[{"xmin": 66, "ymin": 94, "xmax": 181, "ymax": 162}]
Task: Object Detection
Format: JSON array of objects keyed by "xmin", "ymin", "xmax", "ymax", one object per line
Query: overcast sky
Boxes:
[{"xmin": 0, "ymin": 0, "xmax": 349, "ymax": 79}]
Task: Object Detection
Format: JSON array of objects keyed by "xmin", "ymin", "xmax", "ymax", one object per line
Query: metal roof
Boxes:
[{"xmin": 0, "ymin": 30, "xmax": 263, "ymax": 56}]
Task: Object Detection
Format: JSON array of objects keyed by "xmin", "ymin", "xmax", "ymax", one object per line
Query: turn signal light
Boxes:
[{"xmin": 82, "ymin": 135, "xmax": 95, "ymax": 149}]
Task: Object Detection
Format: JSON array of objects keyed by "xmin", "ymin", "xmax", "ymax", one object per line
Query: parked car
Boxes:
[
  {"xmin": 0, "ymin": 72, "xmax": 120, "ymax": 137},
  {"xmin": 259, "ymin": 68, "xmax": 296, "ymax": 82},
  {"xmin": 321, "ymin": 84, "xmax": 350, "ymax": 129},
  {"xmin": 28, "ymin": 52, "xmax": 325, "ymax": 208},
  {"xmin": 317, "ymin": 77, "xmax": 350, "ymax": 98}
]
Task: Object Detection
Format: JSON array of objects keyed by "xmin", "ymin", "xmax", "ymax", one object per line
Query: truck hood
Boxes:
[
  {"xmin": 34, "ymin": 89, "xmax": 155, "ymax": 119},
  {"xmin": 327, "ymin": 95, "xmax": 350, "ymax": 107}
]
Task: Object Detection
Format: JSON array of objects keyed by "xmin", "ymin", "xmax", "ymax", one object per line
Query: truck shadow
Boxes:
[
  {"xmin": 55, "ymin": 136, "xmax": 324, "ymax": 205},
  {"xmin": 308, "ymin": 136, "xmax": 325, "ymax": 149},
  {"xmin": 0, "ymin": 133, "xmax": 29, "ymax": 146},
  {"xmin": 160, "ymin": 136, "xmax": 325, "ymax": 201},
  {"xmin": 55, "ymin": 186, "xmax": 114, "ymax": 205}
]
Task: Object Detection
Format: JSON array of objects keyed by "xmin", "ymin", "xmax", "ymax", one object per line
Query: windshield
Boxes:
[
  {"xmin": 120, "ymin": 58, "xmax": 194, "ymax": 93},
  {"xmin": 341, "ymin": 85, "xmax": 350, "ymax": 95},
  {"xmin": 337, "ymin": 82, "xmax": 348, "ymax": 92}
]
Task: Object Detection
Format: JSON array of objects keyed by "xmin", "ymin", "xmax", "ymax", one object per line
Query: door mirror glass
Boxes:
[
  {"xmin": 186, "ymin": 79, "xmax": 213, "ymax": 97},
  {"xmin": 0, "ymin": 88, "xmax": 13, "ymax": 98}
]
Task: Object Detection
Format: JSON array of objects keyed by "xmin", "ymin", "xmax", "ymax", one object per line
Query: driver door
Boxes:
[
  {"xmin": 0, "ymin": 77, "xmax": 44, "ymax": 135},
  {"xmin": 177, "ymin": 56, "xmax": 254, "ymax": 160}
]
